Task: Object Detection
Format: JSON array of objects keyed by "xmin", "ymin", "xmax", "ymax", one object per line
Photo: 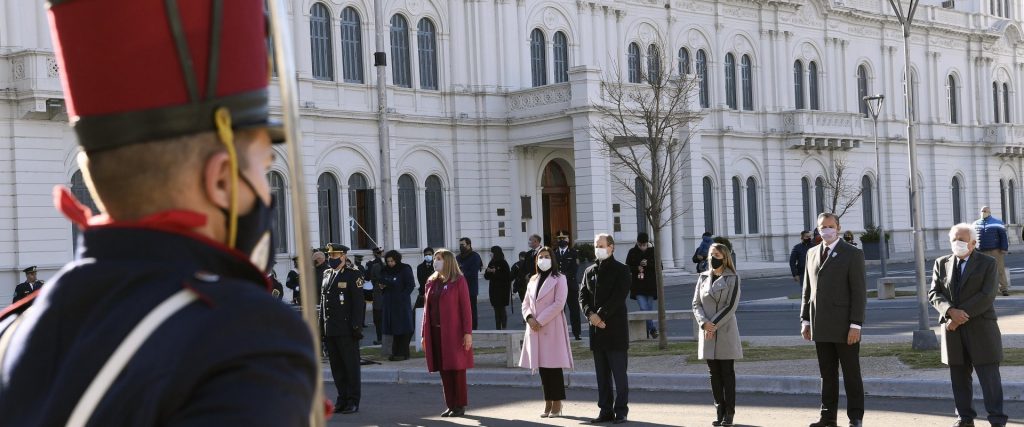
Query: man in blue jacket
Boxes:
[
  {"xmin": 973, "ymin": 206, "xmax": 1010, "ymax": 296},
  {"xmin": 790, "ymin": 231, "xmax": 814, "ymax": 285},
  {"xmin": 457, "ymin": 237, "xmax": 483, "ymax": 329}
]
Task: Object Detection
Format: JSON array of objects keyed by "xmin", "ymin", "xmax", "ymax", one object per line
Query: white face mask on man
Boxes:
[
  {"xmin": 951, "ymin": 240, "xmax": 970, "ymax": 258},
  {"xmin": 595, "ymin": 247, "xmax": 610, "ymax": 260},
  {"xmin": 819, "ymin": 227, "xmax": 838, "ymax": 243},
  {"xmin": 424, "ymin": 255, "xmax": 433, "ymax": 263}
]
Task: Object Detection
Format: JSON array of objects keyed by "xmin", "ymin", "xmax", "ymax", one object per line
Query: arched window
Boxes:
[
  {"xmin": 815, "ymin": 176, "xmax": 825, "ymax": 215},
  {"xmin": 724, "ymin": 53, "xmax": 736, "ymax": 109},
  {"xmin": 678, "ymin": 47, "xmax": 691, "ymax": 75},
  {"xmin": 857, "ymin": 64, "xmax": 869, "ymax": 116},
  {"xmin": 417, "ymin": 18, "xmax": 438, "ymax": 90},
  {"xmin": 340, "ymin": 7, "xmax": 363, "ymax": 83},
  {"xmin": 952, "ymin": 176, "xmax": 963, "ymax": 224},
  {"xmin": 530, "ymin": 29, "xmax": 547, "ymax": 87},
  {"xmin": 801, "ymin": 177, "xmax": 812, "ymax": 231},
  {"xmin": 309, "ymin": 3, "xmax": 333, "ymax": 81},
  {"xmin": 862, "ymin": 175, "xmax": 874, "ymax": 228},
  {"xmin": 732, "ymin": 177, "xmax": 743, "ymax": 234},
  {"xmin": 947, "ymin": 75, "xmax": 959, "ymax": 124},
  {"xmin": 268, "ymin": 171, "xmax": 288, "ymax": 254},
  {"xmin": 1010, "ymin": 179, "xmax": 1018, "ymax": 224},
  {"xmin": 808, "ymin": 61, "xmax": 820, "ymax": 110},
  {"xmin": 390, "ymin": 14, "xmax": 412, "ymax": 88},
  {"xmin": 635, "ymin": 177, "xmax": 648, "ymax": 234},
  {"xmin": 348, "ymin": 173, "xmax": 376, "ymax": 249},
  {"xmin": 647, "ymin": 44, "xmax": 661, "ymax": 85},
  {"xmin": 746, "ymin": 177, "xmax": 759, "ymax": 233},
  {"xmin": 398, "ymin": 174, "xmax": 418, "ymax": 248},
  {"xmin": 316, "ymin": 173, "xmax": 341, "ymax": 246},
  {"xmin": 70, "ymin": 170, "xmax": 99, "ymax": 252},
  {"xmin": 1003, "ymin": 82, "xmax": 1011, "ymax": 123},
  {"xmin": 993, "ymin": 82, "xmax": 1001, "ymax": 123},
  {"xmin": 696, "ymin": 50, "xmax": 709, "ymax": 108},
  {"xmin": 793, "ymin": 60, "xmax": 805, "ymax": 110},
  {"xmin": 553, "ymin": 31, "xmax": 569, "ymax": 84},
  {"xmin": 741, "ymin": 54, "xmax": 753, "ymax": 111},
  {"xmin": 425, "ymin": 175, "xmax": 445, "ymax": 247},
  {"xmin": 627, "ymin": 42, "xmax": 641, "ymax": 84},
  {"xmin": 702, "ymin": 177, "xmax": 714, "ymax": 234}
]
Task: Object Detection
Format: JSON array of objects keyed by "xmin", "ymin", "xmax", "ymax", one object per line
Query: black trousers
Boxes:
[
  {"xmin": 470, "ymin": 295, "xmax": 479, "ymax": 329},
  {"xmin": 950, "ymin": 331, "xmax": 1007, "ymax": 424},
  {"xmin": 539, "ymin": 367, "xmax": 566, "ymax": 401},
  {"xmin": 325, "ymin": 335, "xmax": 361, "ymax": 406},
  {"xmin": 492, "ymin": 304, "xmax": 508, "ymax": 330},
  {"xmin": 706, "ymin": 359, "xmax": 736, "ymax": 417},
  {"xmin": 566, "ymin": 280, "xmax": 581, "ymax": 338},
  {"xmin": 593, "ymin": 350, "xmax": 629, "ymax": 418},
  {"xmin": 372, "ymin": 309, "xmax": 383, "ymax": 342},
  {"xmin": 391, "ymin": 333, "xmax": 412, "ymax": 358},
  {"xmin": 815, "ymin": 341, "xmax": 864, "ymax": 422}
]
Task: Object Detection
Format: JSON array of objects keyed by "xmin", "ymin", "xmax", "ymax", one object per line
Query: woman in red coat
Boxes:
[{"xmin": 421, "ymin": 248, "xmax": 474, "ymax": 417}]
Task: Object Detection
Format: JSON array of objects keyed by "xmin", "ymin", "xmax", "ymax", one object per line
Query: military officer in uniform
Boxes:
[
  {"xmin": 321, "ymin": 243, "xmax": 366, "ymax": 414},
  {"xmin": 554, "ymin": 231, "xmax": 582, "ymax": 340},
  {"xmin": 0, "ymin": 2, "xmax": 317, "ymax": 425},
  {"xmin": 13, "ymin": 266, "xmax": 44, "ymax": 303}
]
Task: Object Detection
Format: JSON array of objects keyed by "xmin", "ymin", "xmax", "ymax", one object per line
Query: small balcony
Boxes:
[
  {"xmin": 984, "ymin": 124, "xmax": 1024, "ymax": 157},
  {"xmin": 506, "ymin": 83, "xmax": 572, "ymax": 121},
  {"xmin": 781, "ymin": 110, "xmax": 867, "ymax": 151}
]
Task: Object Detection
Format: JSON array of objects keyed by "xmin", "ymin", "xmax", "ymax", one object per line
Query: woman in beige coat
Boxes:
[{"xmin": 692, "ymin": 242, "xmax": 743, "ymax": 426}]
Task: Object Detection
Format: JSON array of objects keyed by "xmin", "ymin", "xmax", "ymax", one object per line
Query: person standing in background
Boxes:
[
  {"xmin": 457, "ymin": 237, "xmax": 483, "ymax": 330},
  {"xmin": 692, "ymin": 243, "xmax": 743, "ymax": 426},
  {"xmin": 367, "ymin": 247, "xmax": 385, "ymax": 344},
  {"xmin": 416, "ymin": 247, "xmax": 435, "ymax": 309},
  {"xmin": 381, "ymin": 250, "xmax": 415, "ymax": 361},
  {"xmin": 973, "ymin": 206, "xmax": 1010, "ymax": 296},
  {"xmin": 12, "ymin": 266, "xmax": 43, "ymax": 304},
  {"xmin": 692, "ymin": 232, "xmax": 714, "ymax": 273},
  {"xmin": 626, "ymin": 233, "xmax": 658, "ymax": 338},
  {"xmin": 554, "ymin": 231, "xmax": 581, "ymax": 340},
  {"xmin": 484, "ymin": 246, "xmax": 512, "ymax": 330},
  {"xmin": 789, "ymin": 231, "xmax": 814, "ymax": 286}
]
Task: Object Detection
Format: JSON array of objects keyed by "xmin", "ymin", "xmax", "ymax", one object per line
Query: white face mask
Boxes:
[
  {"xmin": 952, "ymin": 240, "xmax": 970, "ymax": 258},
  {"xmin": 433, "ymin": 259, "xmax": 444, "ymax": 272},
  {"xmin": 537, "ymin": 259, "xmax": 552, "ymax": 271},
  {"xmin": 819, "ymin": 227, "xmax": 838, "ymax": 243},
  {"xmin": 595, "ymin": 247, "xmax": 610, "ymax": 260},
  {"xmin": 424, "ymin": 255, "xmax": 433, "ymax": 263}
]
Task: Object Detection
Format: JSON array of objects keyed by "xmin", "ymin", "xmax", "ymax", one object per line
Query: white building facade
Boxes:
[{"xmin": 2, "ymin": 0, "xmax": 1024, "ymax": 301}]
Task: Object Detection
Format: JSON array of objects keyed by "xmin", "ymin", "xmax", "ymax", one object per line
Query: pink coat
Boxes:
[
  {"xmin": 422, "ymin": 275, "xmax": 474, "ymax": 372},
  {"xmin": 518, "ymin": 273, "xmax": 574, "ymax": 372}
]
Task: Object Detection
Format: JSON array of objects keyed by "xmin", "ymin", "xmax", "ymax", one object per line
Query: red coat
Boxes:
[{"xmin": 422, "ymin": 275, "xmax": 474, "ymax": 371}]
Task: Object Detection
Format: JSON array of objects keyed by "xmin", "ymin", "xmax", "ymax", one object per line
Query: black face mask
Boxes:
[
  {"xmin": 459, "ymin": 245, "xmax": 469, "ymax": 253},
  {"xmin": 227, "ymin": 174, "xmax": 275, "ymax": 273},
  {"xmin": 327, "ymin": 258, "xmax": 342, "ymax": 269},
  {"xmin": 802, "ymin": 238, "xmax": 812, "ymax": 244},
  {"xmin": 558, "ymin": 240, "xmax": 569, "ymax": 248},
  {"xmin": 710, "ymin": 258, "xmax": 724, "ymax": 270}
]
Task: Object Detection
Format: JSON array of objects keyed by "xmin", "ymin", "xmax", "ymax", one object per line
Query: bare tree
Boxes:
[
  {"xmin": 821, "ymin": 156, "xmax": 864, "ymax": 219},
  {"xmin": 592, "ymin": 46, "xmax": 703, "ymax": 350}
]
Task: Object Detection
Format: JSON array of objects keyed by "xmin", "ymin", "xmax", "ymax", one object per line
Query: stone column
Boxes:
[{"xmin": 568, "ymin": 67, "xmax": 612, "ymax": 243}]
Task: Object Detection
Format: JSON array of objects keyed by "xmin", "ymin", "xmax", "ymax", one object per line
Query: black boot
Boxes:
[{"xmin": 712, "ymin": 406, "xmax": 725, "ymax": 426}]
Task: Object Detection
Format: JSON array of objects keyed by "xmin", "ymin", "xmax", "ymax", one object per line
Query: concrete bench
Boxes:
[
  {"xmin": 876, "ymin": 276, "xmax": 916, "ymax": 299},
  {"xmin": 627, "ymin": 310, "xmax": 699, "ymax": 342},
  {"xmin": 472, "ymin": 329, "xmax": 523, "ymax": 368}
]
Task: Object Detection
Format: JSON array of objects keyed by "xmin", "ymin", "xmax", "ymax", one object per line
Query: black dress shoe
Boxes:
[
  {"xmin": 340, "ymin": 404, "xmax": 358, "ymax": 414},
  {"xmin": 590, "ymin": 415, "xmax": 615, "ymax": 423},
  {"xmin": 950, "ymin": 421, "xmax": 974, "ymax": 427},
  {"xmin": 809, "ymin": 420, "xmax": 838, "ymax": 427},
  {"xmin": 448, "ymin": 407, "xmax": 466, "ymax": 417},
  {"xmin": 613, "ymin": 416, "xmax": 627, "ymax": 424},
  {"xmin": 574, "ymin": 334, "xmax": 582, "ymax": 341},
  {"xmin": 440, "ymin": 408, "xmax": 452, "ymax": 417},
  {"xmin": 848, "ymin": 420, "xmax": 861, "ymax": 427},
  {"xmin": 1002, "ymin": 291, "xmax": 1010, "ymax": 296},
  {"xmin": 721, "ymin": 416, "xmax": 734, "ymax": 426},
  {"xmin": 712, "ymin": 421, "xmax": 723, "ymax": 426}
]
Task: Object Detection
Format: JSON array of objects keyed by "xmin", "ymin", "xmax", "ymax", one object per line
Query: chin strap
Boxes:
[{"xmin": 214, "ymin": 107, "xmax": 239, "ymax": 249}]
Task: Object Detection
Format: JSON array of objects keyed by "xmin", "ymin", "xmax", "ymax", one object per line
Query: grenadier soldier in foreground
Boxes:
[
  {"xmin": 0, "ymin": 1, "xmax": 317, "ymax": 425},
  {"xmin": 13, "ymin": 266, "xmax": 44, "ymax": 303},
  {"xmin": 321, "ymin": 243, "xmax": 366, "ymax": 414}
]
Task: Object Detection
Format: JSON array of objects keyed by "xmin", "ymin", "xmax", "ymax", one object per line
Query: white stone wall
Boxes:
[{"xmin": 3, "ymin": 0, "xmax": 1024, "ymax": 303}]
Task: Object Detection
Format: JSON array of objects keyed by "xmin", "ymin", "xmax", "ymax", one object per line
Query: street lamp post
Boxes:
[
  {"xmin": 886, "ymin": 0, "xmax": 938, "ymax": 350},
  {"xmin": 374, "ymin": 0, "xmax": 394, "ymax": 252},
  {"xmin": 864, "ymin": 95, "xmax": 888, "ymax": 279}
]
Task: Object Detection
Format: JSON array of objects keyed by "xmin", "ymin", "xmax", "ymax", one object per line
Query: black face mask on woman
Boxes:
[{"xmin": 710, "ymin": 257, "xmax": 724, "ymax": 270}]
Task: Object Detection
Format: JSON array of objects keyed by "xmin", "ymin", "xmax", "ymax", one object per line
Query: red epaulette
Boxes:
[{"xmin": 0, "ymin": 291, "xmax": 40, "ymax": 321}]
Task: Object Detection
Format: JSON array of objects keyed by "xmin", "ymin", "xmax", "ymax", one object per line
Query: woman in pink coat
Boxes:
[
  {"xmin": 421, "ymin": 249, "xmax": 474, "ymax": 417},
  {"xmin": 518, "ymin": 246, "xmax": 575, "ymax": 418}
]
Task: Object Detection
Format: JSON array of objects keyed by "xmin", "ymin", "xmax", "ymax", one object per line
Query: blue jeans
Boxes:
[{"xmin": 636, "ymin": 294, "xmax": 656, "ymax": 332}]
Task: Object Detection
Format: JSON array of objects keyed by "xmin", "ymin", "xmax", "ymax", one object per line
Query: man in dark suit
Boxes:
[
  {"xmin": 555, "ymin": 231, "xmax": 582, "ymax": 340},
  {"xmin": 580, "ymin": 233, "xmax": 632, "ymax": 424},
  {"xmin": 321, "ymin": 243, "xmax": 367, "ymax": 414},
  {"xmin": 929, "ymin": 224, "xmax": 1007, "ymax": 427},
  {"xmin": 800, "ymin": 213, "xmax": 866, "ymax": 427},
  {"xmin": 13, "ymin": 266, "xmax": 43, "ymax": 303}
]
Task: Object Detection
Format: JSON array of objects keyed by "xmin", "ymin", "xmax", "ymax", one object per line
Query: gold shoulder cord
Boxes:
[{"xmin": 214, "ymin": 107, "xmax": 239, "ymax": 249}]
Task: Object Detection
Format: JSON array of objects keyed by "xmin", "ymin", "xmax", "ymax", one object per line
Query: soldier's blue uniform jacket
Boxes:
[
  {"xmin": 0, "ymin": 221, "xmax": 318, "ymax": 426},
  {"xmin": 321, "ymin": 266, "xmax": 366, "ymax": 337}
]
